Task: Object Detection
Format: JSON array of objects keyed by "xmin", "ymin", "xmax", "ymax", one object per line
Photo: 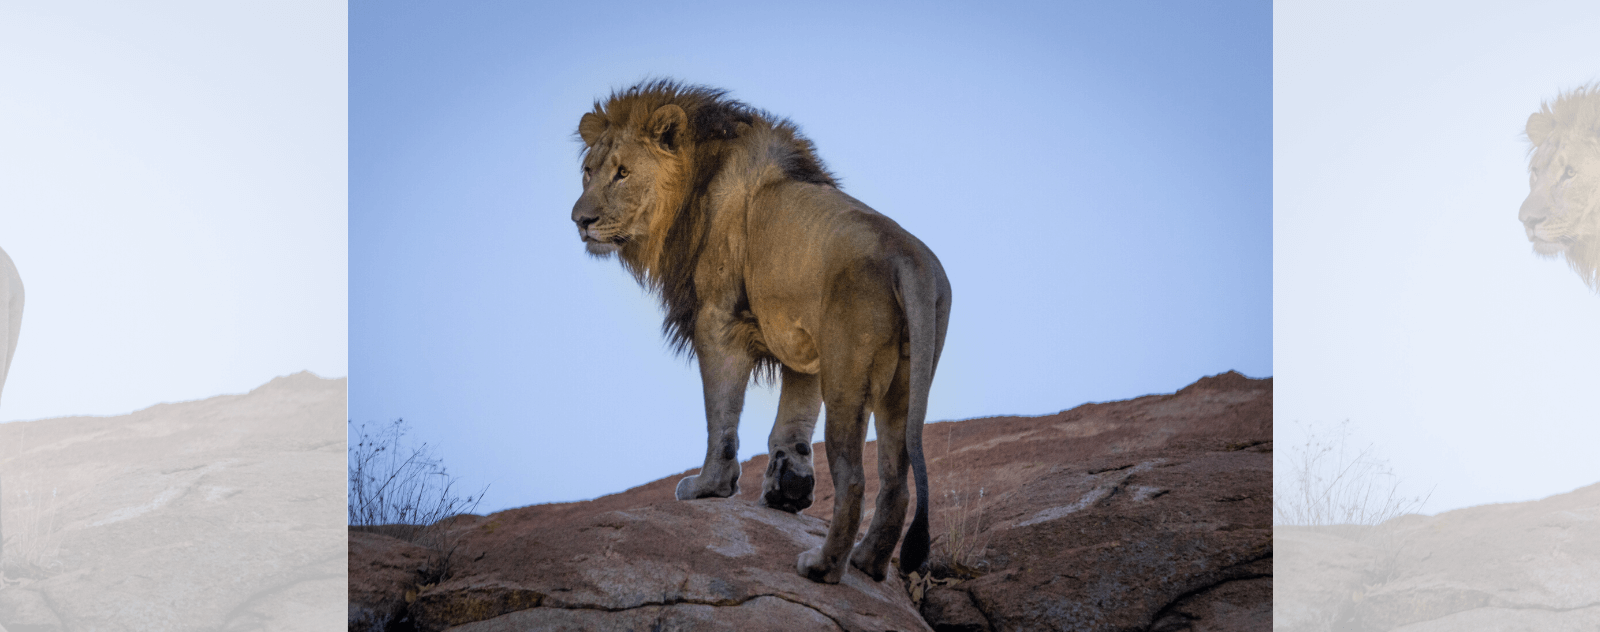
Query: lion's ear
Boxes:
[
  {"xmin": 648, "ymin": 104, "xmax": 688, "ymax": 152},
  {"xmin": 579, "ymin": 113, "xmax": 608, "ymax": 147},
  {"xmin": 1526, "ymin": 112, "xmax": 1554, "ymax": 145}
]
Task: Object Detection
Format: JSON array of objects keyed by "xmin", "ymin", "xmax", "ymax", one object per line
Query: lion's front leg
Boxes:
[
  {"xmin": 675, "ymin": 332, "xmax": 755, "ymax": 501},
  {"xmin": 759, "ymin": 366, "xmax": 820, "ymax": 513}
]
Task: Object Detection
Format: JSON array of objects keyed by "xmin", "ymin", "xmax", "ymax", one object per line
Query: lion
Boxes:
[
  {"xmin": 1, "ymin": 245, "xmax": 22, "ymax": 408},
  {"xmin": 568, "ymin": 80, "xmax": 951, "ymax": 584},
  {"xmin": 1520, "ymin": 84, "xmax": 1599, "ymax": 291}
]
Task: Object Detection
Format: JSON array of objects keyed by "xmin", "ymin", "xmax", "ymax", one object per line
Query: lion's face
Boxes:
[
  {"xmin": 1520, "ymin": 130, "xmax": 1598, "ymax": 257},
  {"xmin": 1519, "ymin": 94, "xmax": 1599, "ymax": 289},
  {"xmin": 571, "ymin": 105, "xmax": 689, "ymax": 257},
  {"xmin": 571, "ymin": 139, "xmax": 674, "ymax": 256}
]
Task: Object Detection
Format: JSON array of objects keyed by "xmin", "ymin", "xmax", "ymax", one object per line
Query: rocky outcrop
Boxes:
[
  {"xmin": 896, "ymin": 371, "xmax": 1273, "ymax": 631},
  {"xmin": 0, "ymin": 587, "xmax": 59, "ymax": 632},
  {"xmin": 1276, "ymin": 482, "xmax": 1600, "ymax": 632},
  {"xmin": 352, "ymin": 371, "xmax": 1271, "ymax": 631},
  {"xmin": 372, "ymin": 499, "xmax": 931, "ymax": 632},
  {"xmin": 0, "ymin": 372, "xmax": 344, "ymax": 632}
]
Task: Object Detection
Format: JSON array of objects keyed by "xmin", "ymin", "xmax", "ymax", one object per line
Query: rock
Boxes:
[
  {"xmin": 1277, "ymin": 482, "xmax": 1600, "ymax": 631},
  {"xmin": 885, "ymin": 371, "xmax": 1272, "ymax": 631},
  {"xmin": 952, "ymin": 454, "xmax": 1271, "ymax": 632},
  {"xmin": 348, "ymin": 530, "xmax": 439, "ymax": 632},
  {"xmin": 1272, "ymin": 529, "xmax": 1378, "ymax": 631},
  {"xmin": 1387, "ymin": 606, "xmax": 1600, "ymax": 632},
  {"xmin": 920, "ymin": 586, "xmax": 990, "ymax": 631},
  {"xmin": 0, "ymin": 372, "xmax": 344, "ymax": 631},
  {"xmin": 348, "ymin": 371, "xmax": 1271, "ymax": 631},
  {"xmin": 408, "ymin": 499, "xmax": 930, "ymax": 632},
  {"xmin": 0, "ymin": 588, "xmax": 61, "ymax": 632}
]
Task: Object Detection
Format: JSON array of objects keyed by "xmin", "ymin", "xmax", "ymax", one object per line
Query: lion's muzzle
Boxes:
[{"xmin": 572, "ymin": 194, "xmax": 602, "ymax": 240}]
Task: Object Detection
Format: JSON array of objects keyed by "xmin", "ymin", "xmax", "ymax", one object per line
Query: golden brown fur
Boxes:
[
  {"xmin": 1521, "ymin": 84, "xmax": 1600, "ymax": 291},
  {"xmin": 570, "ymin": 80, "xmax": 950, "ymax": 583}
]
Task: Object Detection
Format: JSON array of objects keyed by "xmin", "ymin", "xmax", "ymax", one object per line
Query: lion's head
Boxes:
[
  {"xmin": 568, "ymin": 82, "xmax": 764, "ymax": 270},
  {"xmin": 1520, "ymin": 84, "xmax": 1600, "ymax": 290},
  {"xmin": 570, "ymin": 101, "xmax": 688, "ymax": 258}
]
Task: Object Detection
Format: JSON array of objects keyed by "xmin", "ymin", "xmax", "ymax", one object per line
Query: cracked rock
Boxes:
[
  {"xmin": 386, "ymin": 499, "xmax": 928, "ymax": 632},
  {"xmin": 351, "ymin": 372, "xmax": 1271, "ymax": 632}
]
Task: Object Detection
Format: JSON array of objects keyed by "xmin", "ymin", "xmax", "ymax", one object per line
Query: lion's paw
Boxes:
[
  {"xmin": 849, "ymin": 546, "xmax": 890, "ymax": 582},
  {"xmin": 797, "ymin": 546, "xmax": 842, "ymax": 583},
  {"xmin": 675, "ymin": 473, "xmax": 738, "ymax": 500},
  {"xmin": 759, "ymin": 449, "xmax": 814, "ymax": 513},
  {"xmin": 674, "ymin": 475, "xmax": 700, "ymax": 501}
]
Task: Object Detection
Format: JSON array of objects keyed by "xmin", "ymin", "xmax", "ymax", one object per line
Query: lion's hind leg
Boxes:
[
  {"xmin": 798, "ymin": 337, "xmax": 898, "ymax": 583},
  {"xmin": 849, "ymin": 354, "xmax": 912, "ymax": 581},
  {"xmin": 760, "ymin": 366, "xmax": 821, "ymax": 513},
  {"xmin": 796, "ymin": 387, "xmax": 869, "ymax": 584}
]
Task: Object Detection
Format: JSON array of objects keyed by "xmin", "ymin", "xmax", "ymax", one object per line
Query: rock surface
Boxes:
[
  {"xmin": 0, "ymin": 372, "xmax": 344, "ymax": 632},
  {"xmin": 897, "ymin": 371, "xmax": 1273, "ymax": 631},
  {"xmin": 352, "ymin": 371, "xmax": 1271, "ymax": 631},
  {"xmin": 420, "ymin": 499, "xmax": 928, "ymax": 632},
  {"xmin": 0, "ymin": 587, "xmax": 59, "ymax": 632},
  {"xmin": 1276, "ymin": 482, "xmax": 1600, "ymax": 632}
]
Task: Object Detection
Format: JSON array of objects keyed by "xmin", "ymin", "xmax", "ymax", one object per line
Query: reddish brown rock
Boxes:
[
  {"xmin": 896, "ymin": 371, "xmax": 1273, "ymax": 631},
  {"xmin": 349, "ymin": 531, "xmax": 439, "ymax": 632},
  {"xmin": 410, "ymin": 499, "xmax": 929, "ymax": 632},
  {"xmin": 350, "ymin": 372, "xmax": 1271, "ymax": 631}
]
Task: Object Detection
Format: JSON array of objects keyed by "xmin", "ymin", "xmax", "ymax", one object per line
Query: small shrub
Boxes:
[
  {"xmin": 1274, "ymin": 420, "xmax": 1432, "ymax": 527},
  {"xmin": 348, "ymin": 419, "xmax": 486, "ymax": 578}
]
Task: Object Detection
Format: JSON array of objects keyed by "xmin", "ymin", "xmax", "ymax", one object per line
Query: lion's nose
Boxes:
[
  {"xmin": 572, "ymin": 195, "xmax": 602, "ymax": 235},
  {"xmin": 1518, "ymin": 196, "xmax": 1545, "ymax": 226}
]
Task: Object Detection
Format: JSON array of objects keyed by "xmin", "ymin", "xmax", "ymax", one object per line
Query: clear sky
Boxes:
[
  {"xmin": 351, "ymin": 1, "xmax": 1273, "ymax": 512},
  {"xmin": 0, "ymin": 1, "xmax": 347, "ymax": 423},
  {"xmin": 1275, "ymin": 1, "xmax": 1600, "ymax": 514}
]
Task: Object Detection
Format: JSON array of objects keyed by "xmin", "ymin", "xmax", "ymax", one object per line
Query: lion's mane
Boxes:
[{"xmin": 579, "ymin": 80, "xmax": 836, "ymax": 357}]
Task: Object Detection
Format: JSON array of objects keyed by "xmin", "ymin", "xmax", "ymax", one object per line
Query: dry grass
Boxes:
[
  {"xmin": 1, "ymin": 472, "xmax": 68, "ymax": 582},
  {"xmin": 1274, "ymin": 420, "xmax": 1432, "ymax": 527},
  {"xmin": 348, "ymin": 419, "xmax": 486, "ymax": 580},
  {"xmin": 906, "ymin": 471, "xmax": 994, "ymax": 609},
  {"xmin": 928, "ymin": 476, "xmax": 992, "ymax": 580}
]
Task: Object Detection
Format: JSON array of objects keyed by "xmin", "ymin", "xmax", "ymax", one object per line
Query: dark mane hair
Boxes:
[{"xmin": 579, "ymin": 79, "xmax": 837, "ymax": 363}]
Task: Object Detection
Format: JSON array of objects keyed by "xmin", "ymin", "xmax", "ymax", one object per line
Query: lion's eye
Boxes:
[
  {"xmin": 616, "ymin": 165, "xmax": 629, "ymax": 180},
  {"xmin": 1562, "ymin": 165, "xmax": 1576, "ymax": 181}
]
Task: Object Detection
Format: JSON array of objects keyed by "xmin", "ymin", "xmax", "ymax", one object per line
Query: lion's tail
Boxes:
[{"xmin": 895, "ymin": 253, "xmax": 947, "ymax": 575}]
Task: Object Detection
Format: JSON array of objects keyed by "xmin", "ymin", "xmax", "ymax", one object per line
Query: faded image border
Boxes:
[
  {"xmin": 0, "ymin": 3, "xmax": 347, "ymax": 631},
  {"xmin": 1272, "ymin": 5, "xmax": 1600, "ymax": 632}
]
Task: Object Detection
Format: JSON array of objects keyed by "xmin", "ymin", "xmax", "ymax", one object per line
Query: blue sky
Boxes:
[{"xmin": 350, "ymin": 1, "xmax": 1272, "ymax": 511}]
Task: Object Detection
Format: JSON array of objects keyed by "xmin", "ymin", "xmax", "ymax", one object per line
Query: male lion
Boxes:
[
  {"xmin": 1520, "ymin": 84, "xmax": 1599, "ymax": 291},
  {"xmin": 569, "ymin": 80, "xmax": 950, "ymax": 583},
  {"xmin": 1, "ymin": 245, "xmax": 22, "ymax": 408}
]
